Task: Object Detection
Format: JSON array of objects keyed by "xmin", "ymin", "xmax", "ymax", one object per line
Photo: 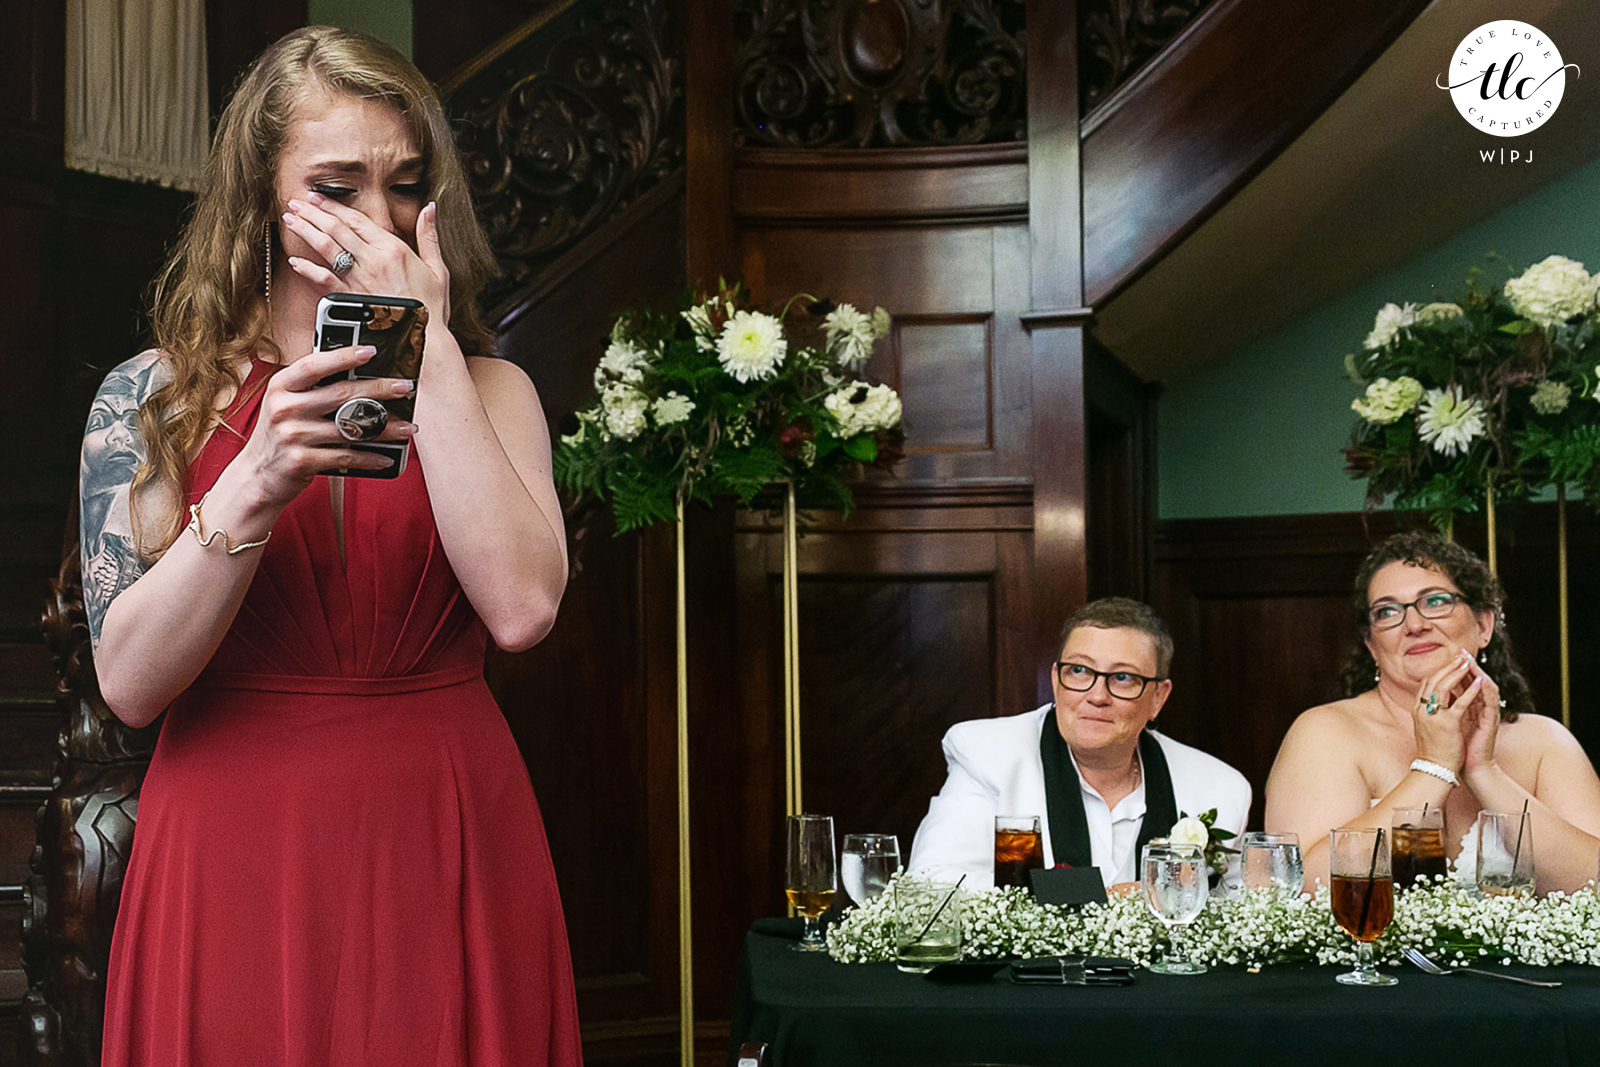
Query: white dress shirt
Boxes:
[{"xmin": 1071, "ymin": 747, "xmax": 1146, "ymax": 886}]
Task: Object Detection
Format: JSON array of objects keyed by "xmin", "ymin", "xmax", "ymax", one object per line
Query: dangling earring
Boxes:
[
  {"xmin": 263, "ymin": 220, "xmax": 272, "ymax": 301},
  {"xmin": 1374, "ymin": 667, "xmax": 1381, "ymax": 684},
  {"xmin": 1479, "ymin": 648, "xmax": 1488, "ymax": 664}
]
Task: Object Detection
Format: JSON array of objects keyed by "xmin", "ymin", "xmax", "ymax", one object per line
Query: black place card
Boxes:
[{"xmin": 1029, "ymin": 866, "xmax": 1107, "ymax": 907}]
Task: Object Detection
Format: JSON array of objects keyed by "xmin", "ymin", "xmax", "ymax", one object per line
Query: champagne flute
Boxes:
[
  {"xmin": 1329, "ymin": 827, "xmax": 1397, "ymax": 986},
  {"xmin": 785, "ymin": 814, "xmax": 837, "ymax": 951},
  {"xmin": 1142, "ymin": 842, "xmax": 1208, "ymax": 975},
  {"xmin": 841, "ymin": 833, "xmax": 901, "ymax": 905}
]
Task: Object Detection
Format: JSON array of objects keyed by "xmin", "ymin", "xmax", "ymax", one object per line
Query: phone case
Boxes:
[{"xmin": 313, "ymin": 293, "xmax": 427, "ymax": 480}]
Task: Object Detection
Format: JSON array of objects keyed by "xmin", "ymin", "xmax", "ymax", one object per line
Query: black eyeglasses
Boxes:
[
  {"xmin": 1367, "ymin": 591, "xmax": 1466, "ymax": 630},
  {"xmin": 1055, "ymin": 662, "xmax": 1163, "ymax": 700}
]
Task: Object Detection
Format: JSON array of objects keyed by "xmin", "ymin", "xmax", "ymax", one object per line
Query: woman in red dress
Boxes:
[{"xmin": 80, "ymin": 26, "xmax": 583, "ymax": 1066}]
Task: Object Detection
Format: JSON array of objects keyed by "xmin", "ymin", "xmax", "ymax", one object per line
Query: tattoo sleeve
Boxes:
[{"xmin": 80, "ymin": 352, "xmax": 170, "ymax": 649}]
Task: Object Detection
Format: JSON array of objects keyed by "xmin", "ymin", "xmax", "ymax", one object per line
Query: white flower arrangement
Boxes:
[
  {"xmin": 825, "ymin": 382, "xmax": 903, "ymax": 437},
  {"xmin": 826, "ymin": 877, "xmax": 1600, "ymax": 970}
]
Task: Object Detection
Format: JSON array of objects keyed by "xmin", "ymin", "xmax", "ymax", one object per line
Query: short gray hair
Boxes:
[{"xmin": 1058, "ymin": 597, "xmax": 1173, "ymax": 678}]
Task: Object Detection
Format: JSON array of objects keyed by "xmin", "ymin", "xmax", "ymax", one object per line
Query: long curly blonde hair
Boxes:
[{"xmin": 133, "ymin": 25, "xmax": 499, "ymax": 553}]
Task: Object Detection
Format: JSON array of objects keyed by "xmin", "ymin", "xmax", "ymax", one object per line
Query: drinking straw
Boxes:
[
  {"xmin": 1512, "ymin": 798, "xmax": 1530, "ymax": 872},
  {"xmin": 1357, "ymin": 828, "xmax": 1385, "ymax": 934},
  {"xmin": 916, "ymin": 873, "xmax": 967, "ymax": 942}
]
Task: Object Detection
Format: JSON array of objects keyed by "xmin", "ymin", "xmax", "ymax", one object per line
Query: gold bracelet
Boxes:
[{"xmin": 187, "ymin": 492, "xmax": 271, "ymax": 555}]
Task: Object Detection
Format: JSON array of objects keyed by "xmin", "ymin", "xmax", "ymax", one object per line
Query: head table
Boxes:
[{"xmin": 728, "ymin": 919, "xmax": 1600, "ymax": 1067}]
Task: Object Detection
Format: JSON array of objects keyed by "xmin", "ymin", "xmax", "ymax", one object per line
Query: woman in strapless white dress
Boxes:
[{"xmin": 1264, "ymin": 531, "xmax": 1600, "ymax": 894}]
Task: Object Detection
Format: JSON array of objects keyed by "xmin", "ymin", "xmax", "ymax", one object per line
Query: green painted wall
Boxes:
[
  {"xmin": 307, "ymin": 0, "xmax": 412, "ymax": 59},
  {"xmin": 1157, "ymin": 153, "xmax": 1600, "ymax": 520}
]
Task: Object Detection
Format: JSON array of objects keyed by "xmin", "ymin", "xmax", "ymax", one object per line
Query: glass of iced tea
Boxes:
[
  {"xmin": 785, "ymin": 814, "xmax": 837, "ymax": 952},
  {"xmin": 1329, "ymin": 827, "xmax": 1397, "ymax": 986},
  {"xmin": 994, "ymin": 814, "xmax": 1044, "ymax": 889},
  {"xmin": 1391, "ymin": 806, "xmax": 1446, "ymax": 889}
]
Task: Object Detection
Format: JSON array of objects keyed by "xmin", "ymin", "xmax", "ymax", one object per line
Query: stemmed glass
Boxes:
[
  {"xmin": 1239, "ymin": 831, "xmax": 1304, "ymax": 899},
  {"xmin": 1142, "ymin": 842, "xmax": 1208, "ymax": 974},
  {"xmin": 785, "ymin": 814, "xmax": 837, "ymax": 951},
  {"xmin": 1329, "ymin": 827, "xmax": 1397, "ymax": 986},
  {"xmin": 840, "ymin": 833, "xmax": 901, "ymax": 906}
]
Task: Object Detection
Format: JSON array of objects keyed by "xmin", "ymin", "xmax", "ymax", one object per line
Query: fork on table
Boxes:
[{"xmin": 1403, "ymin": 947, "xmax": 1562, "ymax": 988}]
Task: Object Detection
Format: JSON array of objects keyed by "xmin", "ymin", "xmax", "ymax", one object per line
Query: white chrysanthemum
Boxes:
[
  {"xmin": 825, "ymin": 382, "xmax": 902, "ymax": 437},
  {"xmin": 600, "ymin": 383, "xmax": 649, "ymax": 441},
  {"xmin": 652, "ymin": 391, "xmax": 694, "ymax": 426},
  {"xmin": 1351, "ymin": 376, "xmax": 1425, "ymax": 425},
  {"xmin": 1530, "ymin": 380, "xmax": 1570, "ymax": 415},
  {"xmin": 1417, "ymin": 302, "xmax": 1465, "ymax": 322},
  {"xmin": 870, "ymin": 306, "xmax": 891, "ymax": 339},
  {"xmin": 1417, "ymin": 385, "xmax": 1486, "ymax": 457},
  {"xmin": 716, "ymin": 310, "xmax": 787, "ymax": 383},
  {"xmin": 1364, "ymin": 302, "xmax": 1419, "ymax": 349},
  {"xmin": 681, "ymin": 302, "xmax": 716, "ymax": 352},
  {"xmin": 1505, "ymin": 255, "xmax": 1597, "ymax": 326},
  {"xmin": 823, "ymin": 303, "xmax": 878, "ymax": 369}
]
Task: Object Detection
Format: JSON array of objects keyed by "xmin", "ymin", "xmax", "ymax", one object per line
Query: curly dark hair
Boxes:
[{"xmin": 1338, "ymin": 531, "xmax": 1531, "ymax": 721}]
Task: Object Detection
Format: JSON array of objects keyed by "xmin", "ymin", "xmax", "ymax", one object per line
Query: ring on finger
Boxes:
[
  {"xmin": 1423, "ymin": 692, "xmax": 1440, "ymax": 715},
  {"xmin": 332, "ymin": 249, "xmax": 356, "ymax": 276},
  {"xmin": 335, "ymin": 397, "xmax": 388, "ymax": 441}
]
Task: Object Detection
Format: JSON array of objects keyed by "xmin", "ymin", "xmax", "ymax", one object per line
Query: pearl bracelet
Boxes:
[
  {"xmin": 187, "ymin": 492, "xmax": 271, "ymax": 555},
  {"xmin": 1409, "ymin": 758, "xmax": 1459, "ymax": 788}
]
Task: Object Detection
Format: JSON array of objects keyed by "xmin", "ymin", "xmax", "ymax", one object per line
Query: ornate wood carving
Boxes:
[
  {"xmin": 733, "ymin": 0, "xmax": 1025, "ymax": 149},
  {"xmin": 446, "ymin": 0, "xmax": 684, "ymax": 315},
  {"xmin": 20, "ymin": 511, "xmax": 158, "ymax": 1067},
  {"xmin": 1078, "ymin": 0, "xmax": 1215, "ymax": 113}
]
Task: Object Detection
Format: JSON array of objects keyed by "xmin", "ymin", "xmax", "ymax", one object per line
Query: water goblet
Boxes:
[
  {"xmin": 785, "ymin": 814, "xmax": 837, "ymax": 952},
  {"xmin": 1329, "ymin": 827, "xmax": 1397, "ymax": 986},
  {"xmin": 1142, "ymin": 842, "xmax": 1208, "ymax": 974},
  {"xmin": 1239, "ymin": 831, "xmax": 1304, "ymax": 899},
  {"xmin": 841, "ymin": 833, "xmax": 901, "ymax": 906}
]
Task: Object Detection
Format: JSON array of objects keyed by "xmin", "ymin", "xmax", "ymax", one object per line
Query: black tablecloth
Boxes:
[{"xmin": 729, "ymin": 919, "xmax": 1600, "ymax": 1067}]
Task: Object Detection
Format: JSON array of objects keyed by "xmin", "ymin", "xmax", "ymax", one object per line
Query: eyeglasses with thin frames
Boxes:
[
  {"xmin": 1366, "ymin": 591, "xmax": 1466, "ymax": 631},
  {"xmin": 1055, "ymin": 662, "xmax": 1163, "ymax": 700}
]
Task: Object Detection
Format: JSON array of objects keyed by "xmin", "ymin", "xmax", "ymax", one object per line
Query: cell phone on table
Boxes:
[{"xmin": 313, "ymin": 293, "xmax": 427, "ymax": 480}]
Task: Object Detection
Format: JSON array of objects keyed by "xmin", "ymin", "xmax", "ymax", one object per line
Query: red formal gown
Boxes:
[{"xmin": 102, "ymin": 359, "xmax": 584, "ymax": 1066}]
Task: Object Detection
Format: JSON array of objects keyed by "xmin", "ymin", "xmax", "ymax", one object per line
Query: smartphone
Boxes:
[{"xmin": 313, "ymin": 293, "xmax": 427, "ymax": 480}]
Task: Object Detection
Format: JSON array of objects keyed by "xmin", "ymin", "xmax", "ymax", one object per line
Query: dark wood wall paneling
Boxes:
[{"xmin": 1151, "ymin": 507, "xmax": 1600, "ymax": 834}]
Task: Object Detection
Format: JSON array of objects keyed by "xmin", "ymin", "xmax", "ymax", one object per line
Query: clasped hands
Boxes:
[{"xmin": 1411, "ymin": 648, "xmax": 1501, "ymax": 783}]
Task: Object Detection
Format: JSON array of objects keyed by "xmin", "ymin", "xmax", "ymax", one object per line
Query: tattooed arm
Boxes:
[{"xmin": 83, "ymin": 345, "xmax": 405, "ymax": 727}]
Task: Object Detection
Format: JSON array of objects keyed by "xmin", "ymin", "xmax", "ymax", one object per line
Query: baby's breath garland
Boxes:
[{"xmin": 828, "ymin": 876, "xmax": 1600, "ymax": 970}]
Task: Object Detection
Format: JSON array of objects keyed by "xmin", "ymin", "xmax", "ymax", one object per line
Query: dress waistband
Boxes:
[{"xmin": 187, "ymin": 660, "xmax": 483, "ymax": 696}]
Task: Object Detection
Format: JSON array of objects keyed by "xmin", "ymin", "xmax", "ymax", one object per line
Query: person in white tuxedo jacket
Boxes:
[{"xmin": 908, "ymin": 598, "xmax": 1252, "ymax": 892}]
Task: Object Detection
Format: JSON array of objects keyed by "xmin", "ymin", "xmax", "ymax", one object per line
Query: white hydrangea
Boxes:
[
  {"xmin": 824, "ymin": 382, "xmax": 902, "ymax": 437},
  {"xmin": 717, "ymin": 310, "xmax": 787, "ymax": 383},
  {"xmin": 1530, "ymin": 380, "xmax": 1570, "ymax": 415},
  {"xmin": 1505, "ymin": 255, "xmax": 1597, "ymax": 326},
  {"xmin": 652, "ymin": 391, "xmax": 694, "ymax": 426},
  {"xmin": 823, "ymin": 303, "xmax": 878, "ymax": 370},
  {"xmin": 1351, "ymin": 376, "xmax": 1425, "ymax": 425},
  {"xmin": 1364, "ymin": 302, "xmax": 1419, "ymax": 349},
  {"xmin": 600, "ymin": 383, "xmax": 649, "ymax": 441},
  {"xmin": 1417, "ymin": 385, "xmax": 1486, "ymax": 457}
]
